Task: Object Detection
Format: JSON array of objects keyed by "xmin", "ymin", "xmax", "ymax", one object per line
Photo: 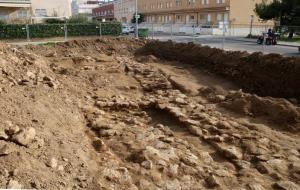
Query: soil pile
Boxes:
[
  {"xmin": 137, "ymin": 40, "xmax": 300, "ymax": 99},
  {"xmin": 0, "ymin": 38, "xmax": 299, "ymax": 190}
]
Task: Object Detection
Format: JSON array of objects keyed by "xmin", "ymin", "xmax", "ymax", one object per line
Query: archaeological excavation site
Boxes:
[{"xmin": 0, "ymin": 38, "xmax": 299, "ymax": 190}]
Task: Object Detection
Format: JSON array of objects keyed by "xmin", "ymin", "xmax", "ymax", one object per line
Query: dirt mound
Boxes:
[
  {"xmin": 137, "ymin": 40, "xmax": 300, "ymax": 100},
  {"xmin": 221, "ymin": 90, "xmax": 300, "ymax": 130}
]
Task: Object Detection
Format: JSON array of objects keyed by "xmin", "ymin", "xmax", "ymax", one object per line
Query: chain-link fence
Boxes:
[{"xmin": 0, "ymin": 23, "xmax": 121, "ymax": 43}]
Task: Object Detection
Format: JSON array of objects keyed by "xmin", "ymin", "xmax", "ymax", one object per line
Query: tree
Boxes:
[
  {"xmin": 68, "ymin": 15, "xmax": 89, "ymax": 23},
  {"xmin": 131, "ymin": 13, "xmax": 145, "ymax": 24},
  {"xmin": 255, "ymin": 0, "xmax": 300, "ymax": 37}
]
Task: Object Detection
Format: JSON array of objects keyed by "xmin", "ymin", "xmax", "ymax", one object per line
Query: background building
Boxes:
[
  {"xmin": 72, "ymin": 0, "xmax": 103, "ymax": 16},
  {"xmin": 114, "ymin": 0, "xmax": 136, "ymax": 24},
  {"xmin": 0, "ymin": 0, "xmax": 31, "ymax": 23},
  {"xmin": 138, "ymin": 0, "xmax": 272, "ymax": 36},
  {"xmin": 138, "ymin": 0, "xmax": 267, "ymax": 26},
  {"xmin": 31, "ymin": 0, "xmax": 72, "ymax": 18},
  {"xmin": 92, "ymin": 2, "xmax": 114, "ymax": 21}
]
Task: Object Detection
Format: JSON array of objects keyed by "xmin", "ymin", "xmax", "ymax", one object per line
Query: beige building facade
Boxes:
[
  {"xmin": 31, "ymin": 0, "xmax": 72, "ymax": 19},
  {"xmin": 0, "ymin": 0, "xmax": 31, "ymax": 23},
  {"xmin": 139, "ymin": 0, "xmax": 268, "ymax": 26},
  {"xmin": 114, "ymin": 0, "xmax": 136, "ymax": 23}
]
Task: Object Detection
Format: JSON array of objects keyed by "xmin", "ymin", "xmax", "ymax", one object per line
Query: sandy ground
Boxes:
[{"xmin": 0, "ymin": 38, "xmax": 299, "ymax": 190}]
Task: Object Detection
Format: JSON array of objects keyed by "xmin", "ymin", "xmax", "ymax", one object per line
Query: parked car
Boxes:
[
  {"xmin": 122, "ymin": 24, "xmax": 130, "ymax": 35},
  {"xmin": 129, "ymin": 26, "xmax": 135, "ymax": 33}
]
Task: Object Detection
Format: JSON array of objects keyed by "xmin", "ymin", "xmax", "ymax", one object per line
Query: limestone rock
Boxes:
[
  {"xmin": 12, "ymin": 127, "xmax": 36, "ymax": 146},
  {"xmin": 206, "ymin": 174, "xmax": 220, "ymax": 187},
  {"xmin": 0, "ymin": 144, "xmax": 13, "ymax": 156},
  {"xmin": 247, "ymin": 183, "xmax": 265, "ymax": 190},
  {"xmin": 46, "ymin": 158, "xmax": 58, "ymax": 169},
  {"xmin": 7, "ymin": 180, "xmax": 22, "ymax": 189},
  {"xmin": 92, "ymin": 138, "xmax": 108, "ymax": 152},
  {"xmin": 274, "ymin": 181, "xmax": 299, "ymax": 190},
  {"xmin": 0, "ymin": 129, "xmax": 9, "ymax": 140},
  {"xmin": 141, "ymin": 160, "xmax": 153, "ymax": 170},
  {"xmin": 218, "ymin": 145, "xmax": 243, "ymax": 160}
]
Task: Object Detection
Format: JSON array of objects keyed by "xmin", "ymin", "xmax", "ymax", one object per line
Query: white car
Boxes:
[
  {"xmin": 122, "ymin": 25, "xmax": 130, "ymax": 35},
  {"xmin": 129, "ymin": 26, "xmax": 135, "ymax": 33}
]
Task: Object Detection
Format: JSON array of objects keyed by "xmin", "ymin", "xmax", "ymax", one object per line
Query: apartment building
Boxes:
[
  {"xmin": 92, "ymin": 3, "xmax": 114, "ymax": 21},
  {"xmin": 114, "ymin": 0, "xmax": 136, "ymax": 23},
  {"xmin": 0, "ymin": 0, "xmax": 31, "ymax": 23},
  {"xmin": 138, "ymin": 0, "xmax": 266, "ymax": 26}
]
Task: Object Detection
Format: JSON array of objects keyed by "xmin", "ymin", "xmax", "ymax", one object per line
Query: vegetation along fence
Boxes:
[{"xmin": 0, "ymin": 22, "xmax": 122, "ymax": 40}]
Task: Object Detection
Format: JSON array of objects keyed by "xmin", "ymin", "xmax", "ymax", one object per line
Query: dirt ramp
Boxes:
[{"xmin": 137, "ymin": 40, "xmax": 300, "ymax": 99}]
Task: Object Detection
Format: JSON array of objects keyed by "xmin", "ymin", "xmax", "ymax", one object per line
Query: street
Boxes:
[{"xmin": 153, "ymin": 35, "xmax": 300, "ymax": 57}]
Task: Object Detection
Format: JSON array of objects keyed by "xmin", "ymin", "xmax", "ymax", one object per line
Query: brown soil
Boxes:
[
  {"xmin": 136, "ymin": 40, "xmax": 300, "ymax": 100},
  {"xmin": 0, "ymin": 38, "xmax": 299, "ymax": 190}
]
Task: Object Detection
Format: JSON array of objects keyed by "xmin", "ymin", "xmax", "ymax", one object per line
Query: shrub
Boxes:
[
  {"xmin": 68, "ymin": 15, "xmax": 89, "ymax": 23},
  {"xmin": 0, "ymin": 20, "xmax": 6, "ymax": 25},
  {"xmin": 44, "ymin": 18, "xmax": 65, "ymax": 24},
  {"xmin": 0, "ymin": 22, "xmax": 121, "ymax": 39}
]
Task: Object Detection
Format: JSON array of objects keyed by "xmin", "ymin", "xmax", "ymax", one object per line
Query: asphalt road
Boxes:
[{"xmin": 153, "ymin": 35, "xmax": 300, "ymax": 57}]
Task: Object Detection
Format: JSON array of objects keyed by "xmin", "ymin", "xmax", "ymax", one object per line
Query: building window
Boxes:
[
  {"xmin": 201, "ymin": 0, "xmax": 209, "ymax": 5},
  {"xmin": 0, "ymin": 12, "xmax": 8, "ymax": 20},
  {"xmin": 17, "ymin": 9, "xmax": 28, "ymax": 18},
  {"xmin": 207, "ymin": 14, "xmax": 211, "ymax": 22},
  {"xmin": 188, "ymin": 0, "xmax": 195, "ymax": 6},
  {"xmin": 224, "ymin": 13, "xmax": 228, "ymax": 21},
  {"xmin": 199, "ymin": 14, "xmax": 205, "ymax": 20},
  {"xmin": 217, "ymin": 13, "xmax": 222, "ymax": 21},
  {"xmin": 35, "ymin": 9, "xmax": 47, "ymax": 17},
  {"xmin": 176, "ymin": 0, "xmax": 182, "ymax": 7},
  {"xmin": 216, "ymin": 0, "xmax": 225, "ymax": 4},
  {"xmin": 176, "ymin": 15, "xmax": 182, "ymax": 22}
]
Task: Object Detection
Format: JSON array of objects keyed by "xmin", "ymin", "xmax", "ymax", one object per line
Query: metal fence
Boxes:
[
  {"xmin": 138, "ymin": 23, "xmax": 278, "ymax": 37},
  {"xmin": 134, "ymin": 23, "xmax": 300, "ymax": 54}
]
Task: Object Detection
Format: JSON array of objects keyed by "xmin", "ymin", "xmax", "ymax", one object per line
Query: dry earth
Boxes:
[{"xmin": 0, "ymin": 38, "xmax": 299, "ymax": 190}]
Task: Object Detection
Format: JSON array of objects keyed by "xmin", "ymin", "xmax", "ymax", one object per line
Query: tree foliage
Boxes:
[
  {"xmin": 68, "ymin": 15, "xmax": 89, "ymax": 23},
  {"xmin": 131, "ymin": 13, "xmax": 145, "ymax": 24},
  {"xmin": 255, "ymin": 0, "xmax": 300, "ymax": 25}
]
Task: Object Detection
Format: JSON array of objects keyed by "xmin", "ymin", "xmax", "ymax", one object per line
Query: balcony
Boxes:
[{"xmin": 0, "ymin": 0, "xmax": 31, "ymax": 8}]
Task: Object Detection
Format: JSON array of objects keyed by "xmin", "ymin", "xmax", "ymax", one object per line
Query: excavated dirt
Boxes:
[
  {"xmin": 0, "ymin": 38, "xmax": 299, "ymax": 190},
  {"xmin": 137, "ymin": 40, "xmax": 300, "ymax": 100}
]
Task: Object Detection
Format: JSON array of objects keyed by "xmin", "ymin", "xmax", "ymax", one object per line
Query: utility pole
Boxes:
[
  {"xmin": 249, "ymin": 15, "xmax": 254, "ymax": 37},
  {"xmin": 135, "ymin": 0, "xmax": 138, "ymax": 38}
]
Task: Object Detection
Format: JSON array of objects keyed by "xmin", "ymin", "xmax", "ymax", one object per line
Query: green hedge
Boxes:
[
  {"xmin": 0, "ymin": 22, "xmax": 121, "ymax": 39},
  {"xmin": 138, "ymin": 28, "xmax": 149, "ymax": 38}
]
